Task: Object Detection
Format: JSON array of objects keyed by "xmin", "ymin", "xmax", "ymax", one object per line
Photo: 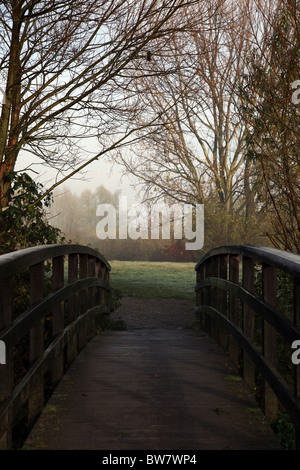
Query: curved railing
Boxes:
[
  {"xmin": 0, "ymin": 244, "xmax": 111, "ymax": 449},
  {"xmin": 195, "ymin": 244, "xmax": 300, "ymax": 448}
]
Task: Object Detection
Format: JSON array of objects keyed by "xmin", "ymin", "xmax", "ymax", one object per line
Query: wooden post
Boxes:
[
  {"xmin": 78, "ymin": 254, "xmax": 88, "ymax": 349},
  {"xmin": 218, "ymin": 254, "xmax": 228, "ymax": 350},
  {"xmin": 79, "ymin": 254, "xmax": 88, "ymax": 314},
  {"xmin": 68, "ymin": 253, "xmax": 78, "ymax": 321},
  {"xmin": 204, "ymin": 259, "xmax": 212, "ymax": 334},
  {"xmin": 199, "ymin": 264, "xmax": 206, "ymax": 329},
  {"xmin": 195, "ymin": 267, "xmax": 202, "ymax": 326},
  {"xmin": 88, "ymin": 256, "xmax": 96, "ymax": 309},
  {"xmin": 243, "ymin": 257, "xmax": 256, "ymax": 390},
  {"xmin": 0, "ymin": 276, "xmax": 14, "ymax": 449},
  {"xmin": 210, "ymin": 256, "xmax": 219, "ymax": 343},
  {"xmin": 92, "ymin": 259, "xmax": 102, "ymax": 335},
  {"xmin": 262, "ymin": 264, "xmax": 278, "ymax": 421},
  {"xmin": 229, "ymin": 255, "xmax": 240, "ymax": 369},
  {"xmin": 52, "ymin": 256, "xmax": 64, "ymax": 385},
  {"xmin": 67, "ymin": 254, "xmax": 78, "ymax": 364},
  {"xmin": 95, "ymin": 259, "xmax": 101, "ymax": 306},
  {"xmin": 100, "ymin": 263, "xmax": 109, "ymax": 307},
  {"xmin": 28, "ymin": 262, "xmax": 45, "ymax": 428}
]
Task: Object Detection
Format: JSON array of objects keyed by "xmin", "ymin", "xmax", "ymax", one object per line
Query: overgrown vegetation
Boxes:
[{"xmin": 0, "ymin": 172, "xmax": 63, "ymax": 255}]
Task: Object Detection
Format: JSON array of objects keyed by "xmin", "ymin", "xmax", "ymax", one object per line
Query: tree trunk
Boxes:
[{"xmin": 0, "ymin": 1, "xmax": 22, "ymax": 209}]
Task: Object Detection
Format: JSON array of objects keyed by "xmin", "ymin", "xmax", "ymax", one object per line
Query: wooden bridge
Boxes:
[{"xmin": 0, "ymin": 243, "xmax": 299, "ymax": 450}]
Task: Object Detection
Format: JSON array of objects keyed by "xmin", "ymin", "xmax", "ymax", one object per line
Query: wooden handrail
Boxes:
[
  {"xmin": 195, "ymin": 244, "xmax": 300, "ymax": 449},
  {"xmin": 0, "ymin": 244, "xmax": 111, "ymax": 449}
]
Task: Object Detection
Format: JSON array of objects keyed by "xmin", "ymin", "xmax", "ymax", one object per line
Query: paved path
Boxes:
[{"xmin": 24, "ymin": 299, "xmax": 281, "ymax": 450}]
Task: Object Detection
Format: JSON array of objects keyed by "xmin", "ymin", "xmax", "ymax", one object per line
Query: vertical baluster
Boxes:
[
  {"xmin": 229, "ymin": 255, "xmax": 240, "ymax": 369},
  {"xmin": 262, "ymin": 264, "xmax": 278, "ymax": 421},
  {"xmin": 52, "ymin": 256, "xmax": 64, "ymax": 385},
  {"xmin": 218, "ymin": 254, "xmax": 228, "ymax": 349},
  {"xmin": 0, "ymin": 276, "xmax": 14, "ymax": 449},
  {"xmin": 68, "ymin": 253, "xmax": 78, "ymax": 322},
  {"xmin": 67, "ymin": 254, "xmax": 78, "ymax": 364},
  {"xmin": 79, "ymin": 254, "xmax": 88, "ymax": 348},
  {"xmin": 243, "ymin": 256, "xmax": 255, "ymax": 389},
  {"xmin": 211, "ymin": 255, "xmax": 219, "ymax": 343},
  {"xmin": 28, "ymin": 262, "xmax": 45, "ymax": 428},
  {"xmin": 205, "ymin": 258, "xmax": 212, "ymax": 334},
  {"xmin": 88, "ymin": 256, "xmax": 96, "ymax": 310},
  {"xmin": 195, "ymin": 266, "xmax": 202, "ymax": 326}
]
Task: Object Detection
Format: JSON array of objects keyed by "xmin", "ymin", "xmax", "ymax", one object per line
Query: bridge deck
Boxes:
[{"xmin": 24, "ymin": 298, "xmax": 281, "ymax": 450}]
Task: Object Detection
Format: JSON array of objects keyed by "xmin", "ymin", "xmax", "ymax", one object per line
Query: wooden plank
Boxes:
[
  {"xmin": 79, "ymin": 254, "xmax": 88, "ymax": 315},
  {"xmin": 87, "ymin": 256, "xmax": 96, "ymax": 310},
  {"xmin": 52, "ymin": 256, "xmax": 64, "ymax": 335},
  {"xmin": 203, "ymin": 259, "xmax": 212, "ymax": 333}
]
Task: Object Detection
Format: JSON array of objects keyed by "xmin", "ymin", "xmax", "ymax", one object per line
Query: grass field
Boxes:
[{"xmin": 109, "ymin": 260, "xmax": 196, "ymax": 300}]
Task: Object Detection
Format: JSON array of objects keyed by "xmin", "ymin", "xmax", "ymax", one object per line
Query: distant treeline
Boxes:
[{"xmin": 49, "ymin": 184, "xmax": 270, "ymax": 262}]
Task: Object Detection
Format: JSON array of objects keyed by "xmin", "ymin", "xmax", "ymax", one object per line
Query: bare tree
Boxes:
[
  {"xmin": 114, "ymin": 0, "xmax": 260, "ymax": 217},
  {"xmin": 0, "ymin": 0, "xmax": 198, "ymax": 210}
]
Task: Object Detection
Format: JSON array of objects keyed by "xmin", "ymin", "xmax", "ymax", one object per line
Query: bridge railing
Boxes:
[
  {"xmin": 195, "ymin": 244, "xmax": 300, "ymax": 448},
  {"xmin": 0, "ymin": 244, "xmax": 111, "ymax": 449}
]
